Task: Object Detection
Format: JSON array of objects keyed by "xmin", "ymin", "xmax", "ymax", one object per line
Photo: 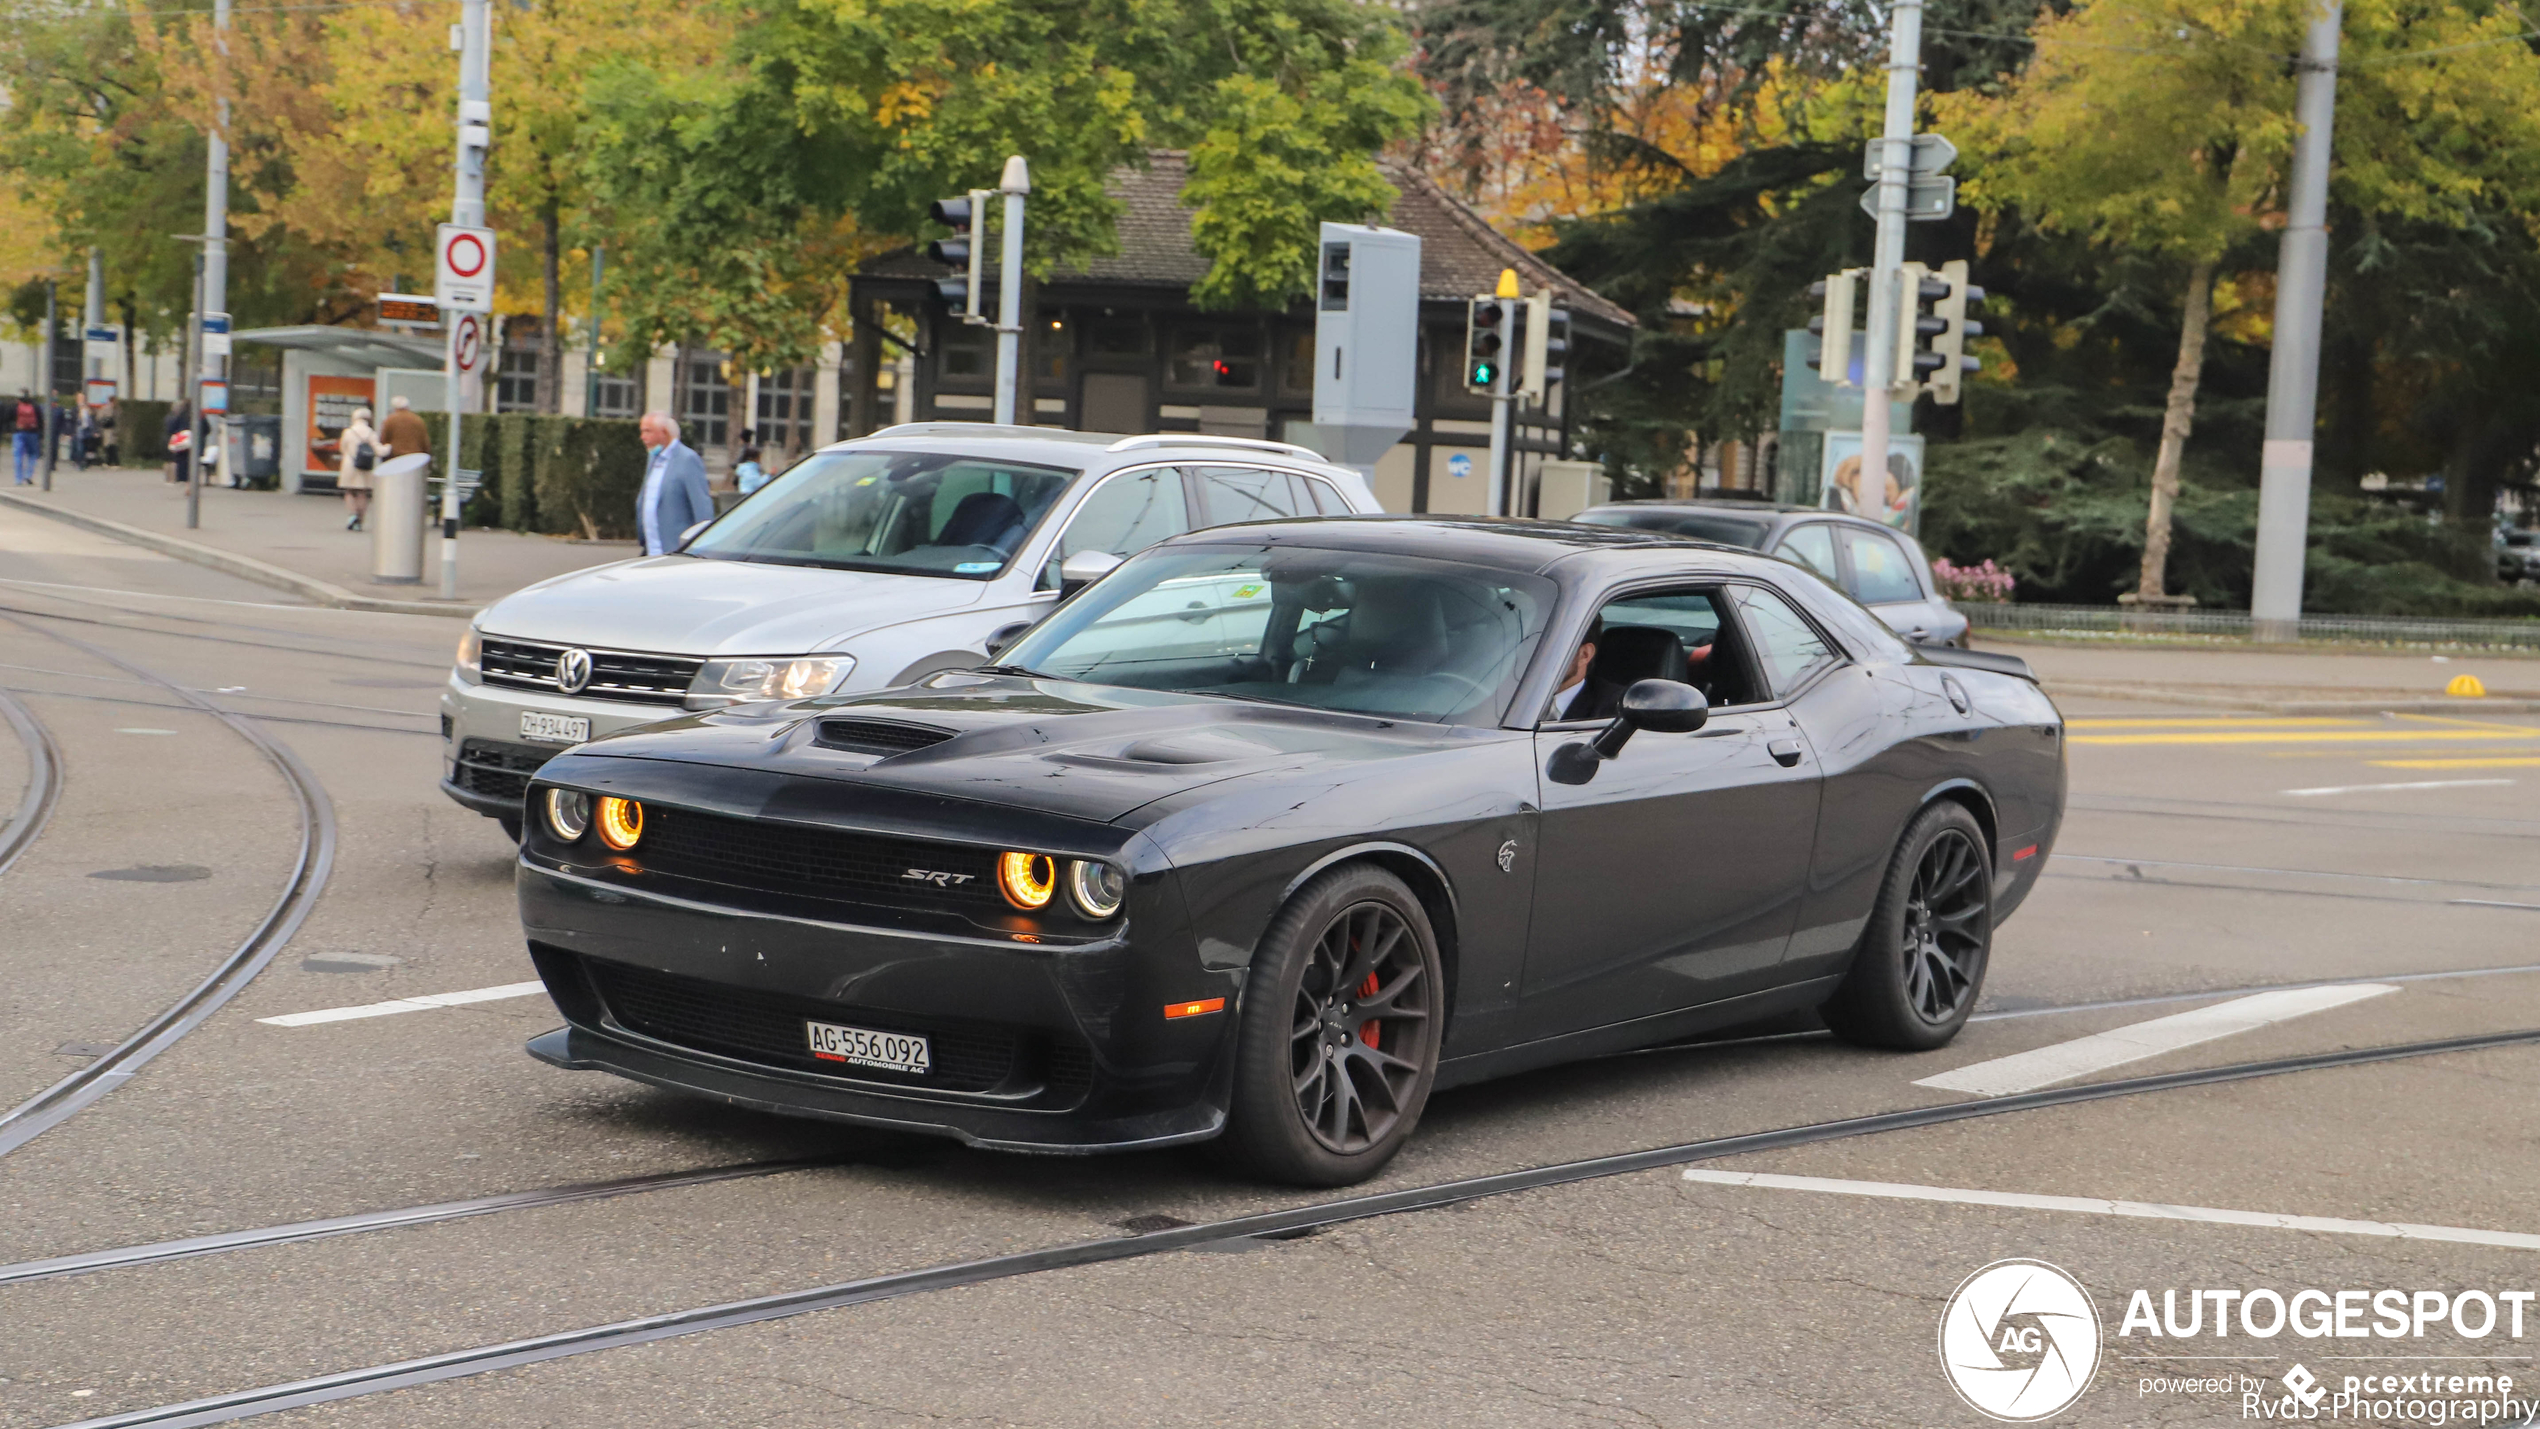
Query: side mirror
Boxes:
[
  {"xmin": 1058, "ymin": 549, "xmax": 1122, "ymax": 598},
  {"xmin": 676, "ymin": 519, "xmax": 712, "ymax": 551},
  {"xmin": 1547, "ymin": 679, "xmax": 1708, "ymax": 785}
]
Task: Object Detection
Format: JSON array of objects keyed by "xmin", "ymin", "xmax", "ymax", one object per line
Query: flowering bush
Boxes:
[{"xmin": 1932, "ymin": 558, "xmax": 2016, "ymax": 604}]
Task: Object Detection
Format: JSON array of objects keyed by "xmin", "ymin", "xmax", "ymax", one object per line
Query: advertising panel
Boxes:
[{"xmin": 307, "ymin": 373, "xmax": 375, "ymax": 476}]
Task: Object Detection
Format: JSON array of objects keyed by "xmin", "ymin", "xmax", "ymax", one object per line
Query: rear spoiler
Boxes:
[{"xmin": 1915, "ymin": 645, "xmax": 2036, "ymax": 682}]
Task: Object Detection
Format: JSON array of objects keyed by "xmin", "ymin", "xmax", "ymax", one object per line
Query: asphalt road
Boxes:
[{"xmin": 3, "ymin": 518, "xmax": 2537, "ymax": 1428}]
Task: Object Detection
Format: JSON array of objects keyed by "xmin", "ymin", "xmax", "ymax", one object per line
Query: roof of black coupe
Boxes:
[{"xmin": 1167, "ymin": 513, "xmax": 1773, "ymax": 577}]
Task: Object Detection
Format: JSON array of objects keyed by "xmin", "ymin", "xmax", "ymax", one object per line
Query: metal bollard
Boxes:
[{"xmin": 370, "ymin": 453, "xmax": 431, "ymax": 584}]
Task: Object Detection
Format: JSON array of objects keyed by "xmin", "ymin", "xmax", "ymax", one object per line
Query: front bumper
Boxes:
[
  {"xmin": 440, "ymin": 673, "xmax": 690, "ymax": 819},
  {"xmin": 517, "ymin": 857, "xmax": 1240, "ymax": 1154}
]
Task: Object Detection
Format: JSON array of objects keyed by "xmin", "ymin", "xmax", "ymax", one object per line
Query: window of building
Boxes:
[
  {"xmin": 939, "ymin": 321, "xmax": 989, "ymax": 380},
  {"xmin": 591, "ymin": 369, "xmax": 639, "ymax": 420},
  {"xmin": 754, "ymin": 366, "xmax": 813, "ymax": 460},
  {"xmin": 680, "ymin": 352, "xmax": 731, "ymax": 449},
  {"xmin": 1278, "ymin": 328, "xmax": 1315, "ymax": 399},
  {"xmin": 1166, "ymin": 326, "xmax": 1261, "ymax": 391},
  {"xmin": 1088, "ymin": 318, "xmax": 1148, "ymax": 357},
  {"xmin": 1038, "ymin": 316, "xmax": 1070, "ymax": 383},
  {"xmin": 495, "ymin": 347, "xmax": 540, "ymax": 413}
]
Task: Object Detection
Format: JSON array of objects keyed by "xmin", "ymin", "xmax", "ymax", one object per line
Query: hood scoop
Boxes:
[
  {"xmin": 815, "ymin": 718, "xmax": 957, "ymax": 758},
  {"xmin": 1117, "ymin": 729, "xmax": 1286, "ymax": 765}
]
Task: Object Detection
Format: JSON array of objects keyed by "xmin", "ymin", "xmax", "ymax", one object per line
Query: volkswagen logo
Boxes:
[{"xmin": 554, "ymin": 648, "xmax": 594, "ymax": 696}]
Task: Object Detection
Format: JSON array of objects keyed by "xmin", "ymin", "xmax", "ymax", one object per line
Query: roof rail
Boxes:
[
  {"xmin": 864, "ymin": 422, "xmax": 1113, "ymax": 445},
  {"xmin": 1104, "ymin": 433, "xmax": 1327, "ymax": 463}
]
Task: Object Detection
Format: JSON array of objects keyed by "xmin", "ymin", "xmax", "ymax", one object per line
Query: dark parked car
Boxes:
[
  {"xmin": 1574, "ymin": 500, "xmax": 1970, "ymax": 647},
  {"xmin": 516, "ymin": 517, "xmax": 2065, "ymax": 1185}
]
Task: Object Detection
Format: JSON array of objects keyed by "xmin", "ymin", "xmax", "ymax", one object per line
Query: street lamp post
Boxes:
[{"xmin": 442, "ymin": 0, "xmax": 491, "ymax": 601}]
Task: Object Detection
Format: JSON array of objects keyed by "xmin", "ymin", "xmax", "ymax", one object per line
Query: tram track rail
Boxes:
[
  {"xmin": 0, "ymin": 614, "xmax": 338, "ymax": 1159},
  {"xmin": 48, "ymin": 1025, "xmax": 2540, "ymax": 1429},
  {"xmin": 0, "ymin": 684, "xmax": 63, "ymax": 877}
]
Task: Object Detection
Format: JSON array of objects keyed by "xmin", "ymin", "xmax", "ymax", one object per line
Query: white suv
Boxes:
[{"xmin": 440, "ymin": 426, "xmax": 1383, "ymax": 835}]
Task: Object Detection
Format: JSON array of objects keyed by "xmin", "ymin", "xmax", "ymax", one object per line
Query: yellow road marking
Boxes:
[
  {"xmin": 2369, "ymin": 757, "xmax": 2540, "ymax": 769},
  {"xmin": 2391, "ymin": 712, "xmax": 2540, "ymax": 734},
  {"xmin": 2065, "ymin": 717, "xmax": 2368, "ymax": 729},
  {"xmin": 2071, "ymin": 729, "xmax": 2540, "ymax": 746}
]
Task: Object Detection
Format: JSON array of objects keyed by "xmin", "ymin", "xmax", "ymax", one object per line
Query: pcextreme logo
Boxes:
[{"xmin": 1940, "ymin": 1259, "xmax": 2103, "ymax": 1422}]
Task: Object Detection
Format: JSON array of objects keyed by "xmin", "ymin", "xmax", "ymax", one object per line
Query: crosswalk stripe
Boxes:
[
  {"xmin": 1679, "ymin": 1170, "xmax": 2540, "ymax": 1251},
  {"xmin": 257, "ymin": 982, "xmax": 548, "ymax": 1028},
  {"xmin": 1912, "ymin": 985, "xmax": 2396, "ymax": 1097}
]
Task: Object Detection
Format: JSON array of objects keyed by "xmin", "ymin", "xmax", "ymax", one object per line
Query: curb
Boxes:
[
  {"xmin": 2042, "ymin": 678, "xmax": 2540, "ymax": 716},
  {"xmin": 0, "ymin": 490, "xmax": 479, "ymax": 619}
]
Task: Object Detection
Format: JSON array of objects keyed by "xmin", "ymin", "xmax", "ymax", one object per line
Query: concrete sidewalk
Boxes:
[
  {"xmin": 0, "ymin": 467, "xmax": 630, "ymax": 616},
  {"xmin": 1991, "ymin": 637, "xmax": 2540, "ymax": 714}
]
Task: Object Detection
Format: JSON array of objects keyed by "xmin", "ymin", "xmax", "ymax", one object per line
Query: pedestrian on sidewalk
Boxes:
[
  {"xmin": 338, "ymin": 405, "xmax": 380, "ymax": 531},
  {"xmin": 379, "ymin": 395, "xmax": 431, "ymax": 464},
  {"xmin": 165, "ymin": 400, "xmax": 194, "ymax": 486},
  {"xmin": 10, "ymin": 393, "xmax": 38, "ymax": 485},
  {"xmin": 97, "ymin": 396, "xmax": 118, "ymax": 467},
  {"xmin": 734, "ymin": 443, "xmax": 769, "ymax": 496},
  {"xmin": 635, "ymin": 411, "xmax": 711, "ymax": 556}
]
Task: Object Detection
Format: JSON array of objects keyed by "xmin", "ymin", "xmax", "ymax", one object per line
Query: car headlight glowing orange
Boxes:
[
  {"xmin": 998, "ymin": 851, "xmax": 1055, "ymax": 910},
  {"xmin": 596, "ymin": 796, "xmax": 643, "ymax": 850}
]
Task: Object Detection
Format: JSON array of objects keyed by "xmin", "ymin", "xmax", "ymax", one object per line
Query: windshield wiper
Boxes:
[{"xmin": 973, "ymin": 663, "xmax": 1050, "ymax": 679}]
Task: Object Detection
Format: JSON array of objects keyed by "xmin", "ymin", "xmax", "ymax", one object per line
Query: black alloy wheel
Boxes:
[
  {"xmin": 1822, "ymin": 801, "xmax": 1993, "ymax": 1051},
  {"xmin": 1220, "ymin": 864, "xmax": 1443, "ymax": 1186}
]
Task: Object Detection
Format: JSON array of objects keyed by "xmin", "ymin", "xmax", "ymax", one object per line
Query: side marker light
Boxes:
[{"xmin": 1163, "ymin": 998, "xmax": 1226, "ymax": 1020}]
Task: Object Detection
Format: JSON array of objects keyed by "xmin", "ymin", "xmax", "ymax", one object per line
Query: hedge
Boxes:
[
  {"xmin": 120, "ymin": 399, "xmax": 174, "ymax": 464},
  {"xmin": 456, "ymin": 414, "xmax": 647, "ymax": 539}
]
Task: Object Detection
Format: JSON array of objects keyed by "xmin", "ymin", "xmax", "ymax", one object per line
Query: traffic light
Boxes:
[
  {"xmin": 1807, "ymin": 269, "xmax": 1862, "ymax": 385},
  {"xmin": 1464, "ymin": 296, "xmax": 1507, "ymax": 394},
  {"xmin": 1893, "ymin": 261, "xmax": 1952, "ymax": 392},
  {"xmin": 1517, "ymin": 292, "xmax": 1569, "ymax": 404},
  {"xmin": 927, "ymin": 191, "xmax": 987, "ymax": 320},
  {"xmin": 1929, "ymin": 259, "xmax": 1986, "ymax": 406}
]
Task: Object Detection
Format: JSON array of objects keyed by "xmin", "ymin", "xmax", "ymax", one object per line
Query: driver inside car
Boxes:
[{"xmin": 1550, "ymin": 617, "xmax": 1717, "ymax": 723}]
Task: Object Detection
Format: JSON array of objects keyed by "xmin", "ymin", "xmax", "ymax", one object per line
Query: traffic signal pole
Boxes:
[
  {"xmin": 1859, "ymin": 0, "xmax": 1925, "ymax": 489},
  {"xmin": 442, "ymin": 0, "xmax": 489, "ymax": 601},
  {"xmin": 992, "ymin": 156, "xmax": 1028, "ymax": 425},
  {"xmin": 2250, "ymin": 0, "xmax": 2344, "ymax": 641}
]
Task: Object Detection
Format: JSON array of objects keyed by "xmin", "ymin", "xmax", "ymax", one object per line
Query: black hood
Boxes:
[{"xmin": 554, "ymin": 672, "xmax": 1499, "ymax": 825}]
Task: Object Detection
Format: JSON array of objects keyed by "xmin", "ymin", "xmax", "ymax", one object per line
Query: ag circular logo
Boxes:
[
  {"xmin": 554, "ymin": 648, "xmax": 594, "ymax": 696},
  {"xmin": 1938, "ymin": 1259, "xmax": 2100, "ymax": 1421}
]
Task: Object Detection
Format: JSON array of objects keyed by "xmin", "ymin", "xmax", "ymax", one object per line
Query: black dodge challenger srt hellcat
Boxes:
[{"xmin": 517, "ymin": 517, "xmax": 2066, "ymax": 1185}]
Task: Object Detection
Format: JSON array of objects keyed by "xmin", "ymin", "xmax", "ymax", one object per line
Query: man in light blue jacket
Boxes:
[{"xmin": 636, "ymin": 412, "xmax": 714, "ymax": 556}]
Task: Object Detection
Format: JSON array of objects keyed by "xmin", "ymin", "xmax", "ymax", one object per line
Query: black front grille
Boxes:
[
  {"xmin": 639, "ymin": 805, "xmax": 1002, "ymax": 908},
  {"xmin": 587, "ymin": 959, "xmax": 1037, "ymax": 1093},
  {"xmin": 453, "ymin": 738, "xmax": 550, "ymax": 804},
  {"xmin": 480, "ymin": 636, "xmax": 702, "ymax": 706},
  {"xmin": 816, "ymin": 719, "xmax": 955, "ymax": 757}
]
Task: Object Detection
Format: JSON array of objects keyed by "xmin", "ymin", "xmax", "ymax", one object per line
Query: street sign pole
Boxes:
[
  {"xmin": 2251, "ymin": 0, "xmax": 2344, "ymax": 641},
  {"xmin": 39, "ymin": 280, "xmax": 57, "ymax": 492},
  {"xmin": 992, "ymin": 155, "xmax": 1029, "ymax": 426},
  {"xmin": 441, "ymin": 0, "xmax": 491, "ymax": 600},
  {"xmin": 1859, "ymin": 0, "xmax": 1926, "ymax": 495}
]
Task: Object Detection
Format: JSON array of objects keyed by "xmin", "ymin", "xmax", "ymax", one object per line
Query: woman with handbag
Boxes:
[{"xmin": 337, "ymin": 406, "xmax": 380, "ymax": 531}]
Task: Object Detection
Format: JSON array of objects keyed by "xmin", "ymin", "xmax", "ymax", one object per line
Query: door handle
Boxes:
[{"xmin": 1768, "ymin": 738, "xmax": 1804, "ymax": 767}]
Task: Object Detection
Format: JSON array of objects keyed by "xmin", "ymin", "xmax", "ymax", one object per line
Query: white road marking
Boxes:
[
  {"xmin": 1680, "ymin": 1170, "xmax": 2540, "ymax": 1252},
  {"xmin": 1912, "ymin": 984, "xmax": 2397, "ymax": 1097},
  {"xmin": 114, "ymin": 728, "xmax": 178, "ymax": 736},
  {"xmin": 2281, "ymin": 778, "xmax": 2515, "ymax": 796},
  {"xmin": 257, "ymin": 981, "xmax": 547, "ymax": 1028}
]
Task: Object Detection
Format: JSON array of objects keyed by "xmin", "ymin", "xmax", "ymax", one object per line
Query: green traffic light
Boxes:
[{"xmin": 1471, "ymin": 362, "xmax": 1497, "ymax": 385}]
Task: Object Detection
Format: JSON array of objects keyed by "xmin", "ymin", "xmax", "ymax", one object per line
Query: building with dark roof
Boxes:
[{"xmin": 846, "ymin": 151, "xmax": 1634, "ymax": 514}]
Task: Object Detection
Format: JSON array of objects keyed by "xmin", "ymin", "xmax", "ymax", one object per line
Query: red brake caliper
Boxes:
[{"xmin": 1356, "ymin": 972, "xmax": 1381, "ymax": 1051}]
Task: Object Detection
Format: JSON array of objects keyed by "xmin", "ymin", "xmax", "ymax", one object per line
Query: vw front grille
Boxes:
[{"xmin": 479, "ymin": 636, "xmax": 702, "ymax": 705}]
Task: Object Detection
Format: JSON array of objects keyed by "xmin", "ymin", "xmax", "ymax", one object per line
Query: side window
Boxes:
[
  {"xmin": 1545, "ymin": 588, "xmax": 1766, "ymax": 724},
  {"xmin": 1192, "ymin": 466, "xmax": 1311, "ymax": 526},
  {"xmin": 1774, "ymin": 523, "xmax": 1840, "ymax": 582},
  {"xmin": 1731, "ymin": 585, "xmax": 1841, "ymax": 699},
  {"xmin": 1839, "ymin": 527, "xmax": 1925, "ymax": 605},
  {"xmin": 1302, "ymin": 476, "xmax": 1350, "ymax": 514},
  {"xmin": 1043, "ymin": 468, "xmax": 1189, "ymax": 588}
]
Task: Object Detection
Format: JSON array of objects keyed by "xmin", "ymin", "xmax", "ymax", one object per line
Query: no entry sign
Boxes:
[{"xmin": 435, "ymin": 223, "xmax": 496, "ymax": 313}]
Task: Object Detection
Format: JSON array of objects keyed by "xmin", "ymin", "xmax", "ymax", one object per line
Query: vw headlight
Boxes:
[
  {"xmin": 455, "ymin": 624, "xmax": 482, "ymax": 682},
  {"xmin": 1066, "ymin": 859, "xmax": 1125, "ymax": 919},
  {"xmin": 687, "ymin": 655, "xmax": 855, "ymax": 708}
]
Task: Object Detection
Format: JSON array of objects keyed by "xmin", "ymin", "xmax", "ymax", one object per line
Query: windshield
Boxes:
[
  {"xmin": 997, "ymin": 545, "xmax": 1557, "ymax": 726},
  {"xmin": 1576, "ymin": 508, "xmax": 1772, "ymax": 549},
  {"xmin": 686, "ymin": 449, "xmax": 1077, "ymax": 579}
]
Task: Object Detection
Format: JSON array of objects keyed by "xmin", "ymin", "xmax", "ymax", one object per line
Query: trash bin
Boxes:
[
  {"xmin": 227, "ymin": 415, "xmax": 283, "ymax": 489},
  {"xmin": 371, "ymin": 452, "xmax": 431, "ymax": 584}
]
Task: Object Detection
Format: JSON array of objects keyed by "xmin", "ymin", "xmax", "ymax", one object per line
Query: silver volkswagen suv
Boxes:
[{"xmin": 440, "ymin": 426, "xmax": 1384, "ymax": 835}]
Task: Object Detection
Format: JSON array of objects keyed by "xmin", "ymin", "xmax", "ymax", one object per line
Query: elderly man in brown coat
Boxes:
[{"xmin": 378, "ymin": 395, "xmax": 432, "ymax": 463}]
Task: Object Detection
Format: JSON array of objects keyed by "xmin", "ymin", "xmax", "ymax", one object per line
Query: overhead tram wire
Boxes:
[
  {"xmin": 53, "ymin": 1025, "xmax": 2540, "ymax": 1429},
  {"xmin": 0, "ymin": 615, "xmax": 338, "ymax": 1159},
  {"xmin": 0, "ymin": 686, "xmax": 65, "ymax": 878}
]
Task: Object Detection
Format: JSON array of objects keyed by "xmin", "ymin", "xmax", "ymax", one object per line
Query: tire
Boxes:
[
  {"xmin": 1218, "ymin": 865, "xmax": 1445, "ymax": 1187},
  {"xmin": 1821, "ymin": 801, "xmax": 1993, "ymax": 1051},
  {"xmin": 497, "ymin": 813, "xmax": 523, "ymax": 844}
]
